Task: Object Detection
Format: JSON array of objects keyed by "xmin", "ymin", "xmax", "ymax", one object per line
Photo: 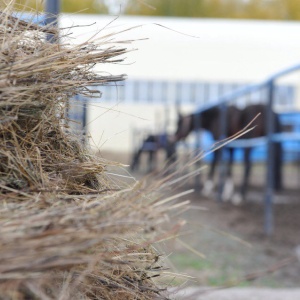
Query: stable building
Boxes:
[{"xmin": 60, "ymin": 14, "xmax": 300, "ymax": 153}]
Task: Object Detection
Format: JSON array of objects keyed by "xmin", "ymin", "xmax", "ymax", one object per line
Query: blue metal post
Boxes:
[
  {"xmin": 194, "ymin": 112, "xmax": 202, "ymax": 190},
  {"xmin": 82, "ymin": 98, "xmax": 88, "ymax": 143},
  {"xmin": 265, "ymin": 80, "xmax": 275, "ymax": 235},
  {"xmin": 44, "ymin": 0, "xmax": 60, "ymax": 41},
  {"xmin": 218, "ymin": 103, "xmax": 228, "ymax": 202}
]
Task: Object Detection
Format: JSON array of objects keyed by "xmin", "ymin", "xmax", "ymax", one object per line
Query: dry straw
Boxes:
[{"xmin": 0, "ymin": 3, "xmax": 190, "ymax": 299}]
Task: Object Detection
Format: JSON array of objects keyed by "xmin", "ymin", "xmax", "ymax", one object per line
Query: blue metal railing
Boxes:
[
  {"xmin": 196, "ymin": 63, "xmax": 300, "ymax": 114},
  {"xmin": 195, "ymin": 62, "xmax": 300, "ymax": 235}
]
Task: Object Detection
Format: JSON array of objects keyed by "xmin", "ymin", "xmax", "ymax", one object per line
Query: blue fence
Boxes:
[
  {"xmin": 12, "ymin": 12, "xmax": 46, "ymax": 25},
  {"xmin": 200, "ymin": 111, "xmax": 300, "ymax": 163},
  {"xmin": 191, "ymin": 62, "xmax": 300, "ymax": 235}
]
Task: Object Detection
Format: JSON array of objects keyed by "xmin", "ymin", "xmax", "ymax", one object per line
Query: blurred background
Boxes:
[
  {"xmin": 12, "ymin": 0, "xmax": 300, "ymax": 19},
  {"xmin": 12, "ymin": 0, "xmax": 300, "ymax": 156}
]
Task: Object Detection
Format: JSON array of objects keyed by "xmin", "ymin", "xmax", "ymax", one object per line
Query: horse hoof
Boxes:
[
  {"xmin": 231, "ymin": 193, "xmax": 243, "ymax": 205},
  {"xmin": 222, "ymin": 178, "xmax": 235, "ymax": 202},
  {"xmin": 202, "ymin": 180, "xmax": 214, "ymax": 197}
]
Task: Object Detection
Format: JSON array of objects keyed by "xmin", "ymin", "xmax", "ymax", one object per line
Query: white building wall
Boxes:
[{"xmin": 60, "ymin": 14, "xmax": 300, "ymax": 153}]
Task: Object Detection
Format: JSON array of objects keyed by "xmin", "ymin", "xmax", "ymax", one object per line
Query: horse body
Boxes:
[
  {"xmin": 175, "ymin": 106, "xmax": 240, "ymax": 181},
  {"xmin": 175, "ymin": 106, "xmax": 241, "ymax": 140},
  {"xmin": 174, "ymin": 104, "xmax": 282, "ymax": 203}
]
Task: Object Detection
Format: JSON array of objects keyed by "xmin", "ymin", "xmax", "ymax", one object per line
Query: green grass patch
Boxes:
[{"xmin": 170, "ymin": 253, "xmax": 213, "ymax": 270}]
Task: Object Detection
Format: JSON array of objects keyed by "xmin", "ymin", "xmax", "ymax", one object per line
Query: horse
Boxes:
[
  {"xmin": 173, "ymin": 104, "xmax": 283, "ymax": 203},
  {"xmin": 130, "ymin": 133, "xmax": 176, "ymax": 173}
]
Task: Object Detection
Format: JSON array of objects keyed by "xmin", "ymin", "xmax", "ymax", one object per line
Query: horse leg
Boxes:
[
  {"xmin": 147, "ymin": 150, "xmax": 155, "ymax": 173},
  {"xmin": 222, "ymin": 148, "xmax": 235, "ymax": 202},
  {"xmin": 131, "ymin": 148, "xmax": 142, "ymax": 171},
  {"xmin": 162, "ymin": 143, "xmax": 176, "ymax": 177},
  {"xmin": 232, "ymin": 147, "xmax": 251, "ymax": 205},
  {"xmin": 166, "ymin": 142, "xmax": 177, "ymax": 166},
  {"xmin": 202, "ymin": 150, "xmax": 220, "ymax": 197},
  {"xmin": 273, "ymin": 142, "xmax": 283, "ymax": 191}
]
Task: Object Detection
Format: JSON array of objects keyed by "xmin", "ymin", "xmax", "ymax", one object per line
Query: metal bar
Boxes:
[
  {"xmin": 45, "ymin": 0, "xmax": 60, "ymax": 24},
  {"xmin": 194, "ymin": 112, "xmax": 202, "ymax": 190},
  {"xmin": 225, "ymin": 132, "xmax": 300, "ymax": 148},
  {"xmin": 82, "ymin": 99, "xmax": 88, "ymax": 142},
  {"xmin": 195, "ymin": 62, "xmax": 300, "ymax": 114},
  {"xmin": 264, "ymin": 81, "xmax": 275, "ymax": 235},
  {"xmin": 217, "ymin": 103, "xmax": 228, "ymax": 202},
  {"xmin": 44, "ymin": 0, "xmax": 60, "ymax": 41}
]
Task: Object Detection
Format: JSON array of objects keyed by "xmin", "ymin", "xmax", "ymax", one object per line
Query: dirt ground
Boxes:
[
  {"xmin": 172, "ymin": 189, "xmax": 300, "ymax": 288},
  {"xmin": 100, "ymin": 150, "xmax": 300, "ymax": 291}
]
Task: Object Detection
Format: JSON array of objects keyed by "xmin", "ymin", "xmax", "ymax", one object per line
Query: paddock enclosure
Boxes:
[{"xmin": 62, "ymin": 15, "xmax": 300, "ymax": 234}]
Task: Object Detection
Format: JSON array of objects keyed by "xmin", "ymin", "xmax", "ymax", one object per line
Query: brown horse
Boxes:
[{"xmin": 173, "ymin": 104, "xmax": 282, "ymax": 203}]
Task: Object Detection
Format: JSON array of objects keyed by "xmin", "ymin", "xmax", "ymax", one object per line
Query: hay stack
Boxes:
[{"xmin": 0, "ymin": 4, "xmax": 187, "ymax": 299}]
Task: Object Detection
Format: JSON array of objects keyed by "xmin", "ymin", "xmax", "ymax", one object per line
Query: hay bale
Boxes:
[{"xmin": 0, "ymin": 3, "xmax": 188, "ymax": 299}]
